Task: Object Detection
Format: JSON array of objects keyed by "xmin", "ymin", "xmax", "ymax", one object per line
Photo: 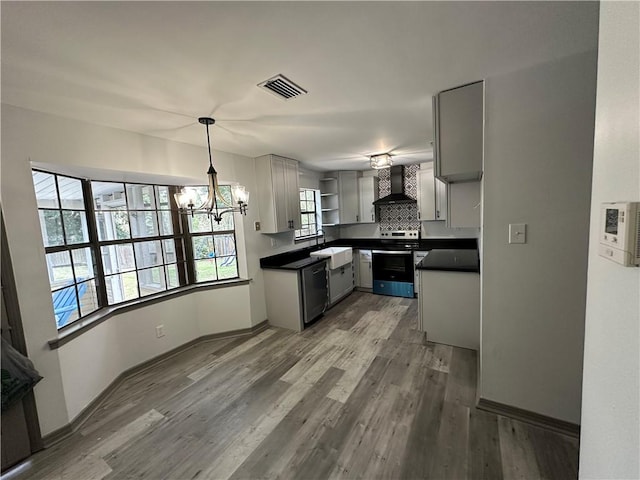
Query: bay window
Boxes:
[{"xmin": 32, "ymin": 169, "xmax": 239, "ymax": 330}]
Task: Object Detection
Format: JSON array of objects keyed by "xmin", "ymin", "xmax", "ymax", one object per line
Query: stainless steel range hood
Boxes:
[{"xmin": 373, "ymin": 165, "xmax": 417, "ymax": 205}]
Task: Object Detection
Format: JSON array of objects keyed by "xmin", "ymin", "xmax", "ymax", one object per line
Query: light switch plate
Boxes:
[
  {"xmin": 254, "ymin": 221, "xmax": 261, "ymax": 231},
  {"xmin": 509, "ymin": 223, "xmax": 526, "ymax": 244}
]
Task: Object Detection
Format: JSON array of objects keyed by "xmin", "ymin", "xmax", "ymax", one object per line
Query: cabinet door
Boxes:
[
  {"xmin": 270, "ymin": 157, "xmax": 290, "ymax": 232},
  {"xmin": 284, "ymin": 159, "xmax": 301, "ymax": 230},
  {"xmin": 416, "ymin": 166, "xmax": 436, "ymax": 221},
  {"xmin": 338, "ymin": 171, "xmax": 359, "ymax": 224},
  {"xmin": 447, "ymin": 181, "xmax": 481, "ymax": 228},
  {"xmin": 359, "ymin": 259, "xmax": 372, "ymax": 288},
  {"xmin": 435, "ymin": 81, "xmax": 484, "ymax": 182},
  {"xmin": 435, "ymin": 178, "xmax": 447, "ymax": 221},
  {"xmin": 357, "ymin": 176, "xmax": 378, "ymax": 223}
]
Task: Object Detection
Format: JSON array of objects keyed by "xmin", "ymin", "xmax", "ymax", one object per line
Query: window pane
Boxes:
[
  {"xmin": 92, "ymin": 182, "xmax": 126, "ymax": 210},
  {"xmin": 194, "ymin": 259, "xmax": 217, "ymax": 282},
  {"xmin": 126, "ymin": 184, "xmax": 155, "ymax": 210},
  {"xmin": 192, "ymin": 236, "xmax": 215, "ymax": 260},
  {"xmin": 211, "ymin": 212, "xmax": 234, "ymax": 232},
  {"xmin": 58, "ymin": 177, "xmax": 85, "ymax": 210},
  {"xmin": 158, "ymin": 211, "xmax": 173, "ymax": 236},
  {"xmin": 101, "ymin": 244, "xmax": 135, "ymax": 274},
  {"xmin": 163, "ymin": 239, "xmax": 178, "ymax": 264},
  {"xmin": 105, "ymin": 272, "xmax": 139, "ymax": 304},
  {"xmin": 46, "ymin": 251, "xmax": 73, "ymax": 289},
  {"xmin": 155, "ymin": 186, "xmax": 171, "ymax": 210},
  {"xmin": 129, "ymin": 211, "xmax": 159, "ymax": 238},
  {"xmin": 306, "ymin": 190, "xmax": 315, "ymax": 201},
  {"xmin": 78, "ymin": 279, "xmax": 99, "ymax": 317},
  {"xmin": 215, "ymin": 185, "xmax": 232, "ymax": 208},
  {"xmin": 72, "ymin": 247, "xmax": 94, "ymax": 281},
  {"xmin": 52, "ymin": 284, "xmax": 79, "ymax": 328},
  {"xmin": 216, "ymin": 256, "xmax": 238, "ymax": 280},
  {"xmin": 39, "ymin": 210, "xmax": 64, "ymax": 247},
  {"xmin": 166, "ymin": 264, "xmax": 180, "ymax": 288},
  {"xmin": 62, "ymin": 210, "xmax": 90, "ymax": 244},
  {"xmin": 95, "ymin": 210, "xmax": 130, "ymax": 241},
  {"xmin": 33, "ymin": 171, "xmax": 59, "ymax": 209},
  {"xmin": 188, "ymin": 213, "xmax": 212, "ymax": 233},
  {"xmin": 134, "ymin": 241, "xmax": 162, "ymax": 268},
  {"xmin": 299, "ymin": 191, "xmax": 305, "ymax": 200},
  {"xmin": 214, "ymin": 234, "xmax": 236, "ymax": 257},
  {"xmin": 138, "ymin": 267, "xmax": 166, "ymax": 297}
]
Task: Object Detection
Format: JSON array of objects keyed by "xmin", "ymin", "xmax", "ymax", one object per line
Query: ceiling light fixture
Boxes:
[
  {"xmin": 174, "ymin": 117, "xmax": 249, "ymax": 223},
  {"xmin": 370, "ymin": 153, "xmax": 393, "ymax": 170}
]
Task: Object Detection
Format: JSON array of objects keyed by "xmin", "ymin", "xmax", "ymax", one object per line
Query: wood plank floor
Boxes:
[{"xmin": 8, "ymin": 292, "xmax": 579, "ymax": 480}]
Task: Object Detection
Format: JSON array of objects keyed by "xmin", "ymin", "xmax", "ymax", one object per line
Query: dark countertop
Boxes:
[
  {"xmin": 260, "ymin": 238, "xmax": 478, "ymax": 270},
  {"xmin": 416, "ymin": 249, "xmax": 480, "ymax": 273},
  {"xmin": 278, "ymin": 257, "xmax": 326, "ymax": 271}
]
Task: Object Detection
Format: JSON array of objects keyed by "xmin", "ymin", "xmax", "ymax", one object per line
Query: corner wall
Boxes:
[
  {"xmin": 481, "ymin": 51, "xmax": 598, "ymax": 423},
  {"xmin": 579, "ymin": 2, "xmax": 640, "ymax": 478}
]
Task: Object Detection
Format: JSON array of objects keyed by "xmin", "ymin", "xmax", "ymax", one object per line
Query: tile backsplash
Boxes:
[{"xmin": 378, "ymin": 165, "xmax": 420, "ymax": 231}]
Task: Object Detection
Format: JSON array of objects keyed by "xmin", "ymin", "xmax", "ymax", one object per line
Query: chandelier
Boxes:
[
  {"xmin": 370, "ymin": 153, "xmax": 393, "ymax": 170},
  {"xmin": 174, "ymin": 117, "xmax": 249, "ymax": 223}
]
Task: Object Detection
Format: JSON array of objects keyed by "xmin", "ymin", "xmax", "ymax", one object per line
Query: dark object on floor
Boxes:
[{"xmin": 1, "ymin": 337, "xmax": 42, "ymax": 412}]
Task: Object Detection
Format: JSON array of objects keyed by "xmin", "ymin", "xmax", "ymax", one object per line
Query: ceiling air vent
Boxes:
[{"xmin": 258, "ymin": 74, "xmax": 307, "ymax": 100}]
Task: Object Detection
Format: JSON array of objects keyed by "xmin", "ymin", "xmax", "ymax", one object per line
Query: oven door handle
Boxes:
[{"xmin": 372, "ymin": 250, "xmax": 412, "ymax": 255}]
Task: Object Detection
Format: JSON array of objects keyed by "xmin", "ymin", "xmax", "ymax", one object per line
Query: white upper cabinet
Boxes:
[
  {"xmin": 357, "ymin": 176, "xmax": 379, "ymax": 223},
  {"xmin": 433, "ymin": 81, "xmax": 484, "ymax": 182},
  {"xmin": 417, "ymin": 163, "xmax": 447, "ymax": 221},
  {"xmin": 447, "ymin": 181, "xmax": 481, "ymax": 228},
  {"xmin": 338, "ymin": 171, "xmax": 359, "ymax": 224},
  {"xmin": 255, "ymin": 154, "xmax": 301, "ymax": 233}
]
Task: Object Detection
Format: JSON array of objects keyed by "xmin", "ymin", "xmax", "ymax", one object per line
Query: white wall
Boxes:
[
  {"xmin": 481, "ymin": 51, "xmax": 598, "ymax": 424},
  {"xmin": 58, "ymin": 285, "xmax": 251, "ymax": 420},
  {"xmin": 0, "ymin": 105, "xmax": 264, "ymax": 434},
  {"xmin": 579, "ymin": 3, "xmax": 640, "ymax": 478}
]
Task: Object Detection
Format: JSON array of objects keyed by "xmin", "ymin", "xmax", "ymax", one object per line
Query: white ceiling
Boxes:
[{"xmin": 1, "ymin": 1, "xmax": 599, "ymax": 171}]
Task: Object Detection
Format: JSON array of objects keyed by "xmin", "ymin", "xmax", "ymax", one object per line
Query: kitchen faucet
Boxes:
[{"xmin": 316, "ymin": 229, "xmax": 325, "ymax": 247}]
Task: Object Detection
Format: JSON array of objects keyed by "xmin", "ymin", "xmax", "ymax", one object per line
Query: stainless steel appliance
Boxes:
[
  {"xmin": 372, "ymin": 250, "xmax": 414, "ymax": 298},
  {"xmin": 301, "ymin": 260, "xmax": 329, "ymax": 325},
  {"xmin": 372, "ymin": 230, "xmax": 418, "ymax": 298}
]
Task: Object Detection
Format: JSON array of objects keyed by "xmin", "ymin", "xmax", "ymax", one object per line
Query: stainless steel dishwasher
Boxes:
[{"xmin": 301, "ymin": 259, "xmax": 329, "ymax": 325}]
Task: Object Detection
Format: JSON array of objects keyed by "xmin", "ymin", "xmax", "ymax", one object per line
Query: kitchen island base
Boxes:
[{"xmin": 419, "ymin": 269, "xmax": 480, "ymax": 351}]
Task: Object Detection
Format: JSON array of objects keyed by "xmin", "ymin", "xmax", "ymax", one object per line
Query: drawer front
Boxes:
[{"xmin": 373, "ymin": 280, "xmax": 414, "ymax": 298}]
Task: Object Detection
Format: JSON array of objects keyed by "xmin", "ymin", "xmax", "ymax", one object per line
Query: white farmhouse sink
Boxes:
[{"xmin": 310, "ymin": 246, "xmax": 353, "ymax": 270}]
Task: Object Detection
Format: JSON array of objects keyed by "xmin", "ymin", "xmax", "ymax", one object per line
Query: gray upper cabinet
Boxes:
[
  {"xmin": 255, "ymin": 154, "xmax": 301, "ymax": 233},
  {"xmin": 338, "ymin": 171, "xmax": 359, "ymax": 224},
  {"xmin": 433, "ymin": 81, "xmax": 484, "ymax": 182},
  {"xmin": 357, "ymin": 176, "xmax": 379, "ymax": 223},
  {"xmin": 416, "ymin": 163, "xmax": 447, "ymax": 221}
]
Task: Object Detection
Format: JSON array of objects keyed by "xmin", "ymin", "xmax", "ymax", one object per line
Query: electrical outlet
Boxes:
[
  {"xmin": 254, "ymin": 221, "xmax": 261, "ymax": 231},
  {"xmin": 271, "ymin": 238, "xmax": 277, "ymax": 247},
  {"xmin": 155, "ymin": 325, "xmax": 165, "ymax": 338}
]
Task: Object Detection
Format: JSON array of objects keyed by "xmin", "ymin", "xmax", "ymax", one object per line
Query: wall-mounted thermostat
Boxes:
[{"xmin": 599, "ymin": 201, "xmax": 640, "ymax": 266}]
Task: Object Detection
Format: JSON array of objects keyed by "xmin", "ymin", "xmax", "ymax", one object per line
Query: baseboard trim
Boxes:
[
  {"xmin": 477, "ymin": 397, "xmax": 580, "ymax": 438},
  {"xmin": 42, "ymin": 319, "xmax": 269, "ymax": 447}
]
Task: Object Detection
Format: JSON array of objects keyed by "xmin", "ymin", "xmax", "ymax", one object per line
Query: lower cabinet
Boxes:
[
  {"xmin": 328, "ymin": 261, "xmax": 354, "ymax": 306},
  {"xmin": 263, "ymin": 269, "xmax": 304, "ymax": 332},
  {"xmin": 356, "ymin": 250, "xmax": 372, "ymax": 290},
  {"xmin": 419, "ymin": 269, "xmax": 480, "ymax": 350}
]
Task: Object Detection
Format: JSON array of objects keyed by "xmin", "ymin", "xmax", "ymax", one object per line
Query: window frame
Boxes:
[
  {"xmin": 32, "ymin": 169, "xmax": 241, "ymax": 331},
  {"xmin": 295, "ymin": 188, "xmax": 321, "ymax": 241}
]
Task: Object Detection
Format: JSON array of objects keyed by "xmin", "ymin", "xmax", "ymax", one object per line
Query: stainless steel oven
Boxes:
[{"xmin": 372, "ymin": 250, "xmax": 414, "ymax": 298}]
